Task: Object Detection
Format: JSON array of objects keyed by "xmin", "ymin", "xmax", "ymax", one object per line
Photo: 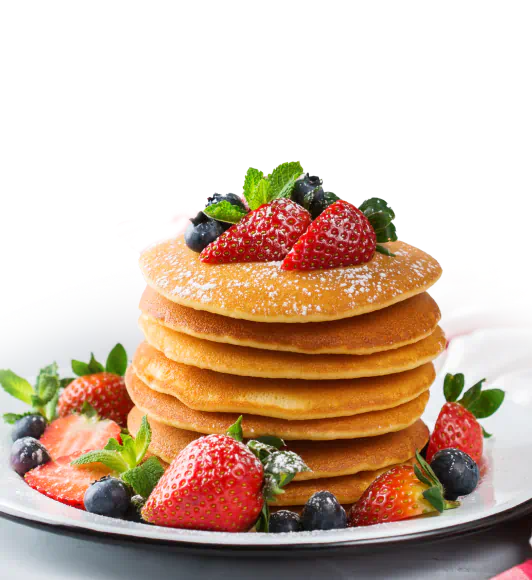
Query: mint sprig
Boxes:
[
  {"xmin": 0, "ymin": 363, "xmax": 63, "ymax": 423},
  {"xmin": 442, "ymin": 372, "xmax": 505, "ymax": 438},
  {"xmin": 72, "ymin": 343, "xmax": 128, "ymax": 378},
  {"xmin": 225, "ymin": 417, "xmax": 310, "ymax": 533},
  {"xmin": 243, "ymin": 162, "xmax": 303, "ymax": 211},
  {"xmin": 71, "ymin": 415, "xmax": 164, "ymax": 499},
  {"xmin": 203, "ymin": 201, "xmax": 248, "ymax": 224}
]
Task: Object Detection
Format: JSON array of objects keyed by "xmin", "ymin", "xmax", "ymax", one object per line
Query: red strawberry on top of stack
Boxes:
[{"xmin": 426, "ymin": 373, "xmax": 505, "ymax": 463}]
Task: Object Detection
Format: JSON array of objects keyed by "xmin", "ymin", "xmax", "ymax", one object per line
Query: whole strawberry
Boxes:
[
  {"xmin": 200, "ymin": 198, "xmax": 311, "ymax": 264},
  {"xmin": 142, "ymin": 417, "xmax": 310, "ymax": 532},
  {"xmin": 349, "ymin": 452, "xmax": 458, "ymax": 527},
  {"xmin": 58, "ymin": 344, "xmax": 133, "ymax": 426},
  {"xmin": 426, "ymin": 373, "xmax": 505, "ymax": 463},
  {"xmin": 282, "ymin": 198, "xmax": 396, "ymax": 271}
]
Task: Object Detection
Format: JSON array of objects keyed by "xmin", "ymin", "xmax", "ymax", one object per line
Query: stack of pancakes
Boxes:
[{"xmin": 126, "ymin": 237, "xmax": 444, "ymax": 507}]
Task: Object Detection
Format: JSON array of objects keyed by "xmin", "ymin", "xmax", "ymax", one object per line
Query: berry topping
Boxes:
[
  {"xmin": 185, "ymin": 211, "xmax": 228, "ymax": 253},
  {"xmin": 282, "ymin": 200, "xmax": 377, "ymax": 271},
  {"xmin": 430, "ymin": 448, "xmax": 480, "ymax": 501},
  {"xmin": 84, "ymin": 476, "xmax": 131, "ymax": 518},
  {"xmin": 269, "ymin": 510, "xmax": 301, "ymax": 533},
  {"xmin": 291, "ymin": 173, "xmax": 323, "ymax": 206},
  {"xmin": 300, "ymin": 491, "xmax": 347, "ymax": 531},
  {"xmin": 426, "ymin": 373, "xmax": 505, "ymax": 463},
  {"xmin": 24, "ymin": 451, "xmax": 112, "ymax": 509},
  {"xmin": 10, "ymin": 437, "xmax": 51, "ymax": 476},
  {"xmin": 349, "ymin": 452, "xmax": 459, "ymax": 527},
  {"xmin": 40, "ymin": 413, "xmax": 121, "ymax": 460},
  {"xmin": 11, "ymin": 414, "xmax": 47, "ymax": 442},
  {"xmin": 200, "ymin": 199, "xmax": 312, "ymax": 264}
]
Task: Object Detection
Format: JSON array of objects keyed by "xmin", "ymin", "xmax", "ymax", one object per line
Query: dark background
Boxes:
[{"xmin": 2, "ymin": 155, "xmax": 532, "ymax": 295}]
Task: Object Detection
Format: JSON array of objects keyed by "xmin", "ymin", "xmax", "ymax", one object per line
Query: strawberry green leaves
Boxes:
[
  {"xmin": 359, "ymin": 198, "xmax": 398, "ymax": 257},
  {"xmin": 72, "ymin": 343, "xmax": 128, "ymax": 378},
  {"xmin": 71, "ymin": 415, "xmax": 164, "ymax": 498},
  {"xmin": 442, "ymin": 372, "xmax": 505, "ymax": 438},
  {"xmin": 414, "ymin": 451, "xmax": 460, "ymax": 513},
  {"xmin": 0, "ymin": 363, "xmax": 62, "ymax": 423}
]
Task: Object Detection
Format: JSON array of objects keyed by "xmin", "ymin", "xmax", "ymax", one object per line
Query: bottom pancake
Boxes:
[
  {"xmin": 126, "ymin": 368, "xmax": 430, "ymax": 440},
  {"xmin": 128, "ymin": 406, "xmax": 429, "ymax": 481}
]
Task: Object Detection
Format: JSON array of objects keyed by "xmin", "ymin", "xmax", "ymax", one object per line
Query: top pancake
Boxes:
[
  {"xmin": 140, "ymin": 287, "xmax": 441, "ymax": 355},
  {"xmin": 139, "ymin": 237, "xmax": 442, "ymax": 323}
]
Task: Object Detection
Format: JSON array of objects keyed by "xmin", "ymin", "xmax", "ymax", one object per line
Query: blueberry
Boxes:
[
  {"xmin": 184, "ymin": 211, "xmax": 227, "ymax": 253},
  {"xmin": 11, "ymin": 414, "xmax": 47, "ymax": 442},
  {"xmin": 124, "ymin": 495, "xmax": 147, "ymax": 523},
  {"xmin": 307, "ymin": 191, "xmax": 340, "ymax": 220},
  {"xmin": 430, "ymin": 448, "xmax": 480, "ymax": 501},
  {"xmin": 292, "ymin": 174, "xmax": 323, "ymax": 206},
  {"xmin": 84, "ymin": 476, "xmax": 131, "ymax": 518},
  {"xmin": 206, "ymin": 193, "xmax": 247, "ymax": 212},
  {"xmin": 269, "ymin": 510, "xmax": 301, "ymax": 533},
  {"xmin": 10, "ymin": 437, "xmax": 51, "ymax": 476},
  {"xmin": 300, "ymin": 491, "xmax": 347, "ymax": 531}
]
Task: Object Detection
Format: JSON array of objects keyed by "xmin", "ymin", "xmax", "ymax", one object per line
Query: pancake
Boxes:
[
  {"xmin": 139, "ymin": 237, "xmax": 442, "ymax": 323},
  {"xmin": 125, "ymin": 368, "xmax": 430, "ymax": 440},
  {"xmin": 132, "ymin": 342, "xmax": 435, "ymax": 420},
  {"xmin": 140, "ymin": 286, "xmax": 441, "ymax": 355},
  {"xmin": 128, "ymin": 406, "xmax": 429, "ymax": 481},
  {"xmin": 139, "ymin": 314, "xmax": 446, "ymax": 380}
]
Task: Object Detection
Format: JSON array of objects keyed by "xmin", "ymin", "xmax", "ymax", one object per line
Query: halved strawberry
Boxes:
[
  {"xmin": 282, "ymin": 200, "xmax": 377, "ymax": 270},
  {"xmin": 25, "ymin": 451, "xmax": 112, "ymax": 509},
  {"xmin": 425, "ymin": 373, "xmax": 505, "ymax": 463},
  {"xmin": 40, "ymin": 414, "xmax": 121, "ymax": 460},
  {"xmin": 200, "ymin": 199, "xmax": 311, "ymax": 264}
]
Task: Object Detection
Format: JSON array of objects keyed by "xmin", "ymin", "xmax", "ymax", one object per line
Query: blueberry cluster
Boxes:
[{"xmin": 291, "ymin": 174, "xmax": 338, "ymax": 220}]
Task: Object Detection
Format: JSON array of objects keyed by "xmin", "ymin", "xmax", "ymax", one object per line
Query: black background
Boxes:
[{"xmin": 2, "ymin": 156, "xmax": 532, "ymax": 295}]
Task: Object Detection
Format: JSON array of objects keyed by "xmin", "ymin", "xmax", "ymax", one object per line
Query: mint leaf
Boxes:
[
  {"xmin": 227, "ymin": 416, "xmax": 244, "ymax": 442},
  {"xmin": 247, "ymin": 440, "xmax": 278, "ymax": 462},
  {"xmin": 105, "ymin": 343, "xmax": 128, "ymax": 376},
  {"xmin": 204, "ymin": 201, "xmax": 247, "ymax": 224},
  {"xmin": 444, "ymin": 373, "xmax": 465, "ymax": 403},
  {"xmin": 72, "ymin": 360, "xmax": 90, "ymax": 376},
  {"xmin": 121, "ymin": 457, "xmax": 164, "ymax": 498},
  {"xmin": 104, "ymin": 437, "xmax": 123, "ymax": 452},
  {"xmin": 0, "ymin": 370, "xmax": 34, "ymax": 405},
  {"xmin": 120, "ymin": 435, "xmax": 138, "ymax": 468},
  {"xmin": 246, "ymin": 178, "xmax": 272, "ymax": 211},
  {"xmin": 3, "ymin": 411, "xmax": 35, "ymax": 425},
  {"xmin": 71, "ymin": 450, "xmax": 129, "ymax": 473},
  {"xmin": 87, "ymin": 353, "xmax": 105, "ymax": 374},
  {"xmin": 133, "ymin": 415, "xmax": 152, "ymax": 464},
  {"xmin": 36, "ymin": 371, "xmax": 59, "ymax": 405},
  {"xmin": 468, "ymin": 389, "xmax": 505, "ymax": 419},
  {"xmin": 269, "ymin": 162, "xmax": 303, "ymax": 200},
  {"xmin": 264, "ymin": 451, "xmax": 310, "ymax": 477},
  {"xmin": 256, "ymin": 435, "xmax": 285, "ymax": 449},
  {"xmin": 243, "ymin": 167, "xmax": 263, "ymax": 203},
  {"xmin": 45, "ymin": 390, "xmax": 60, "ymax": 422}
]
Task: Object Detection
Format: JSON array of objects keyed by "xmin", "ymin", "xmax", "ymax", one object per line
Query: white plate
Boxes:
[{"xmin": 1, "ymin": 327, "xmax": 532, "ymax": 551}]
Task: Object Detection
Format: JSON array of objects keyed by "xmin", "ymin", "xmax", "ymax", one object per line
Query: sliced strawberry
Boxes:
[
  {"xmin": 40, "ymin": 415, "xmax": 121, "ymax": 460},
  {"xmin": 282, "ymin": 200, "xmax": 377, "ymax": 271},
  {"xmin": 58, "ymin": 372, "xmax": 133, "ymax": 426},
  {"xmin": 25, "ymin": 451, "xmax": 112, "ymax": 509},
  {"xmin": 200, "ymin": 198, "xmax": 311, "ymax": 264}
]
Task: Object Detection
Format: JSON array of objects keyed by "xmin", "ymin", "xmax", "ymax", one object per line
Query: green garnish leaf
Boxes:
[
  {"xmin": 243, "ymin": 167, "xmax": 264, "ymax": 202},
  {"xmin": 133, "ymin": 415, "xmax": 152, "ymax": 464},
  {"xmin": 247, "ymin": 440, "xmax": 278, "ymax": 463},
  {"xmin": 268, "ymin": 161, "xmax": 303, "ymax": 200},
  {"xmin": 359, "ymin": 198, "xmax": 398, "ymax": 244},
  {"xmin": 255, "ymin": 503, "xmax": 270, "ymax": 533},
  {"xmin": 45, "ymin": 391, "xmax": 60, "ymax": 422},
  {"xmin": 0, "ymin": 370, "xmax": 34, "ymax": 405},
  {"xmin": 104, "ymin": 437, "xmax": 123, "ymax": 452},
  {"xmin": 226, "ymin": 416, "xmax": 244, "ymax": 442},
  {"xmin": 3, "ymin": 411, "xmax": 36, "ymax": 425},
  {"xmin": 71, "ymin": 450, "xmax": 129, "ymax": 473},
  {"xmin": 121, "ymin": 457, "xmax": 165, "ymax": 498},
  {"xmin": 422, "ymin": 485, "xmax": 446, "ymax": 513},
  {"xmin": 482, "ymin": 426, "xmax": 493, "ymax": 438},
  {"xmin": 87, "ymin": 353, "xmax": 105, "ymax": 374},
  {"xmin": 105, "ymin": 344, "xmax": 128, "ymax": 377},
  {"xmin": 60, "ymin": 377, "xmax": 75, "ymax": 389},
  {"xmin": 256, "ymin": 435, "xmax": 285, "ymax": 449},
  {"xmin": 468, "ymin": 389, "xmax": 505, "ymax": 419},
  {"xmin": 263, "ymin": 451, "xmax": 311, "ymax": 478},
  {"xmin": 443, "ymin": 373, "xmax": 465, "ymax": 403},
  {"xmin": 80, "ymin": 401, "xmax": 99, "ymax": 419},
  {"xmin": 35, "ymin": 370, "xmax": 60, "ymax": 405},
  {"xmin": 414, "ymin": 464, "xmax": 433, "ymax": 487},
  {"xmin": 459, "ymin": 379, "xmax": 485, "ymax": 410},
  {"xmin": 72, "ymin": 360, "xmax": 90, "ymax": 376},
  {"xmin": 204, "ymin": 201, "xmax": 248, "ymax": 224},
  {"xmin": 375, "ymin": 244, "xmax": 396, "ymax": 257}
]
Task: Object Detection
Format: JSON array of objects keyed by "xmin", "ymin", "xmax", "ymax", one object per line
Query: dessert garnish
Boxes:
[
  {"xmin": 429, "ymin": 448, "xmax": 480, "ymax": 501},
  {"xmin": 348, "ymin": 451, "xmax": 459, "ymax": 527},
  {"xmin": 425, "ymin": 373, "xmax": 505, "ymax": 462},
  {"xmin": 141, "ymin": 416, "xmax": 310, "ymax": 532}
]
